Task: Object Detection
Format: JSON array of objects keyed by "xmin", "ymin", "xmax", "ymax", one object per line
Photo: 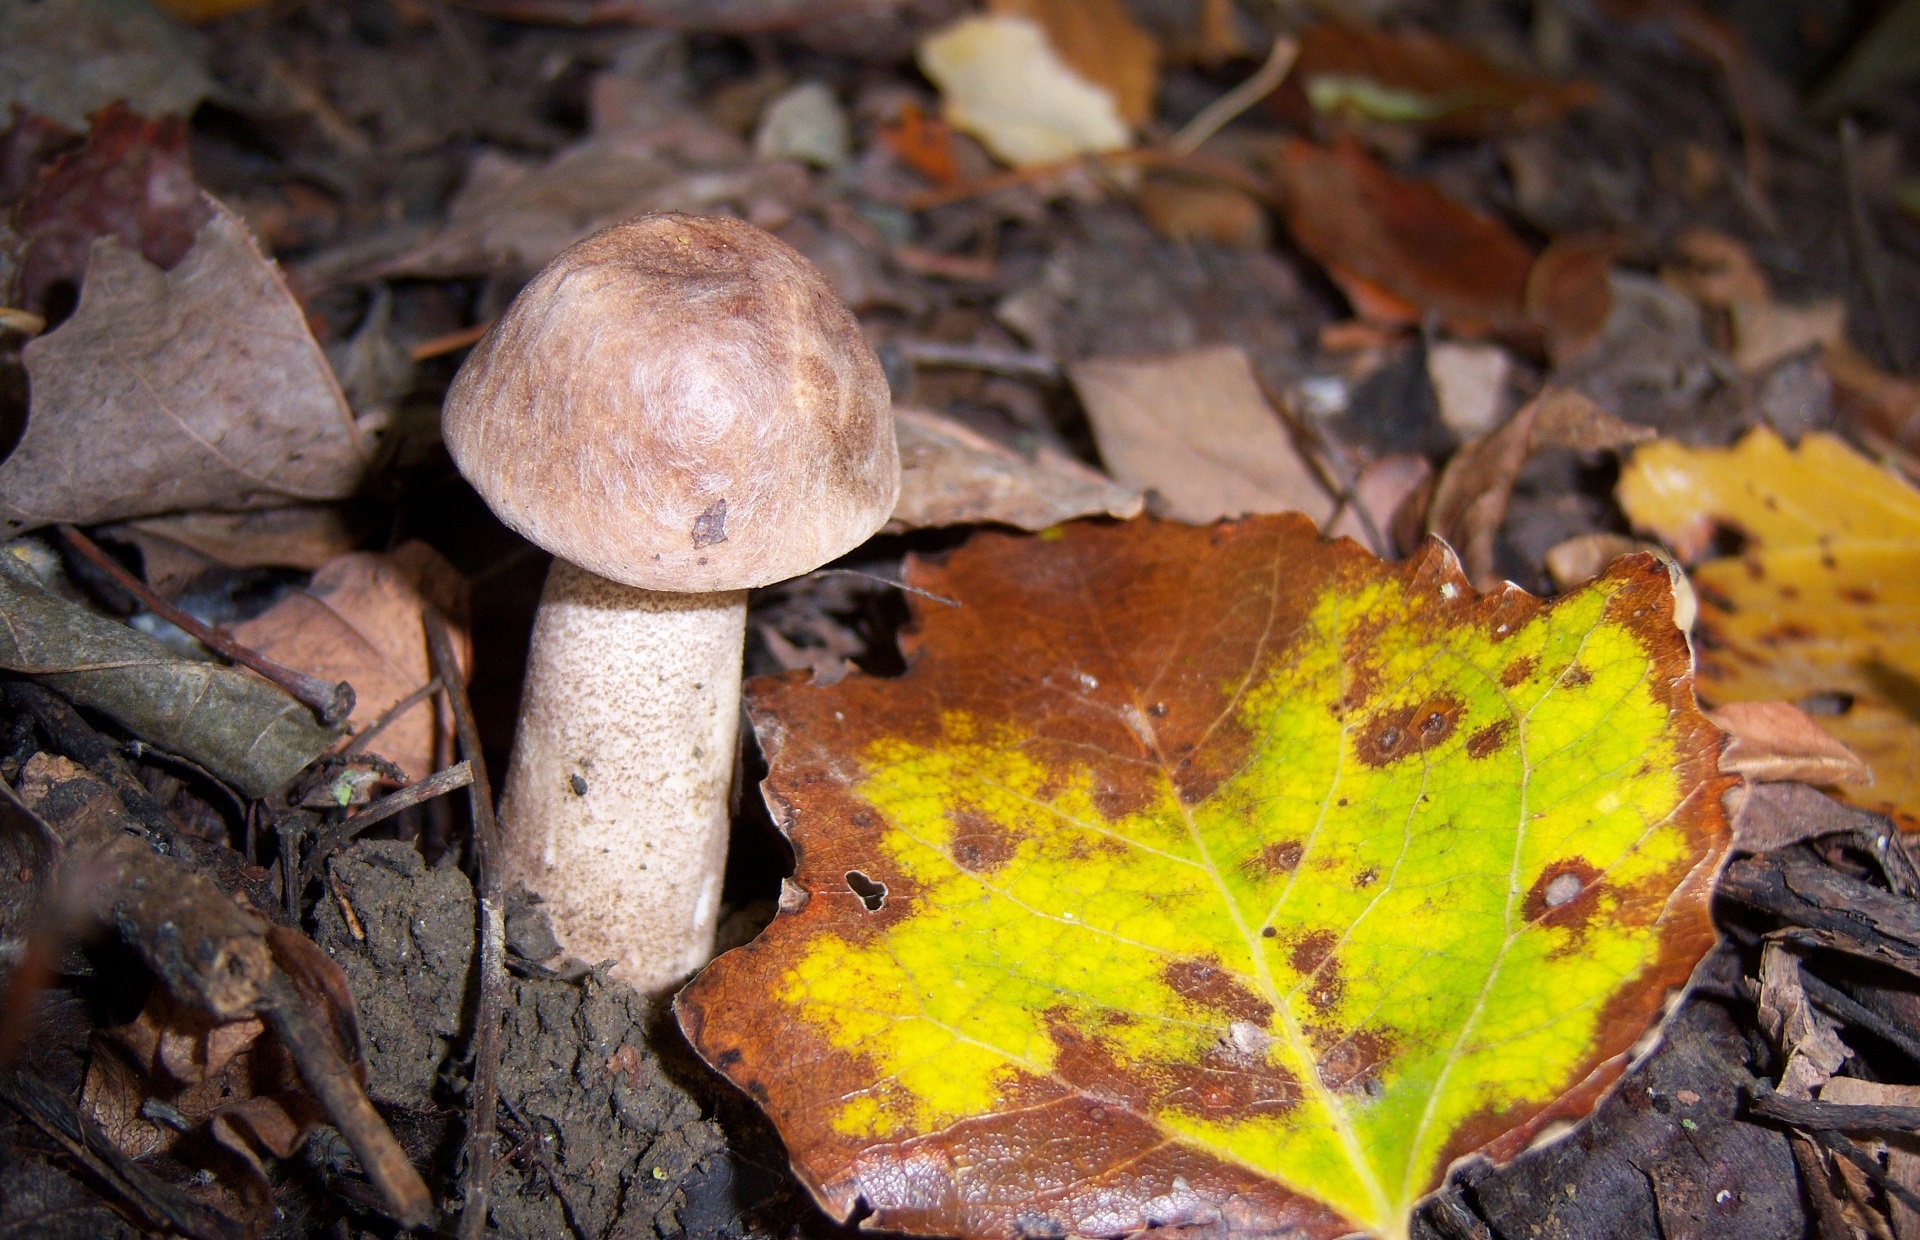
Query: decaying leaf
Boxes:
[
  {"xmin": 0, "ymin": 550, "xmax": 335, "ymax": 797},
  {"xmin": 2, "ymin": 198, "xmax": 370, "ymax": 533},
  {"xmin": 1620, "ymin": 428, "xmax": 1920, "ymax": 818},
  {"xmin": 987, "ymin": 0, "xmax": 1160, "ymax": 127},
  {"xmin": 1294, "ymin": 21, "xmax": 1595, "ymax": 137},
  {"xmin": 1272, "ymin": 137, "xmax": 1536, "ymax": 338},
  {"xmin": 1068, "ymin": 345, "xmax": 1335, "ymax": 525},
  {"xmin": 1707, "ymin": 700, "xmax": 1872, "ymax": 787},
  {"xmin": 680, "ymin": 515, "xmax": 1729, "ymax": 1240},
  {"xmin": 231, "ymin": 543, "xmax": 471, "ymax": 781},
  {"xmin": 10, "ymin": 103, "xmax": 212, "ymax": 315},
  {"xmin": 917, "ymin": 14, "xmax": 1132, "ymax": 167},
  {"xmin": 1427, "ymin": 387, "xmax": 1654, "ymax": 590},
  {"xmin": 888, "ymin": 407, "xmax": 1145, "ymax": 533}
]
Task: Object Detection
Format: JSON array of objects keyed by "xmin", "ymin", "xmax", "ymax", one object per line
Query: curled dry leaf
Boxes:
[
  {"xmin": 1707, "ymin": 700, "xmax": 1872, "ymax": 787},
  {"xmin": 1620, "ymin": 428, "xmax": 1920, "ymax": 820},
  {"xmin": 230, "ymin": 543, "xmax": 472, "ymax": 781},
  {"xmin": 1, "ymin": 198, "xmax": 370, "ymax": 534},
  {"xmin": 1427, "ymin": 387, "xmax": 1654, "ymax": 590},
  {"xmin": 1068, "ymin": 345, "xmax": 1335, "ymax": 525},
  {"xmin": 680, "ymin": 515, "xmax": 1729, "ymax": 1240},
  {"xmin": 1272, "ymin": 137, "xmax": 1535, "ymax": 338},
  {"xmin": 0, "ymin": 551, "xmax": 335, "ymax": 797},
  {"xmin": 887, "ymin": 406, "xmax": 1144, "ymax": 533},
  {"xmin": 917, "ymin": 14, "xmax": 1132, "ymax": 167}
]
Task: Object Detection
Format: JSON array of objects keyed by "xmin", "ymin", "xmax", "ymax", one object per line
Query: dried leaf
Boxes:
[
  {"xmin": 2, "ymin": 199, "xmax": 369, "ymax": 533},
  {"xmin": 1620, "ymin": 429, "xmax": 1920, "ymax": 819},
  {"xmin": 1729, "ymin": 298, "xmax": 1847, "ymax": 375},
  {"xmin": 917, "ymin": 15, "xmax": 1131, "ymax": 168},
  {"xmin": 1068, "ymin": 345, "xmax": 1335, "ymax": 525},
  {"xmin": 1525, "ymin": 232, "xmax": 1616, "ymax": 361},
  {"xmin": 1707, "ymin": 700, "xmax": 1873, "ymax": 787},
  {"xmin": 0, "ymin": 551, "xmax": 335, "ymax": 797},
  {"xmin": 1295, "ymin": 21, "xmax": 1596, "ymax": 137},
  {"xmin": 117, "ymin": 507, "xmax": 364, "ymax": 572},
  {"xmin": 11, "ymin": 103, "xmax": 212, "ymax": 314},
  {"xmin": 887, "ymin": 407, "xmax": 1144, "ymax": 533},
  {"xmin": 1428, "ymin": 387, "xmax": 1654, "ymax": 590},
  {"xmin": 987, "ymin": 0, "xmax": 1160, "ymax": 127},
  {"xmin": 1730, "ymin": 781, "xmax": 1887, "ymax": 854},
  {"xmin": 680, "ymin": 515, "xmax": 1728, "ymax": 1240},
  {"xmin": 231, "ymin": 544, "xmax": 470, "ymax": 781},
  {"xmin": 1757, "ymin": 938, "xmax": 1848, "ymax": 1101},
  {"xmin": 1426, "ymin": 341, "xmax": 1512, "ymax": 436},
  {"xmin": 1273, "ymin": 137, "xmax": 1535, "ymax": 337},
  {"xmin": 1826, "ymin": 339, "xmax": 1920, "ymax": 447},
  {"xmin": 1820, "ymin": 1078, "xmax": 1920, "ymax": 1240},
  {"xmin": 1135, "ymin": 177, "xmax": 1269, "ymax": 248},
  {"xmin": 0, "ymin": 0, "xmax": 213, "ymax": 131},
  {"xmin": 1661, "ymin": 228, "xmax": 1771, "ymax": 309}
]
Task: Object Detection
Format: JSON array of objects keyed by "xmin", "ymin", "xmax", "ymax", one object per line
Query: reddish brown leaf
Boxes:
[
  {"xmin": 11, "ymin": 102, "xmax": 212, "ymax": 314},
  {"xmin": 1273, "ymin": 136, "xmax": 1535, "ymax": 337}
]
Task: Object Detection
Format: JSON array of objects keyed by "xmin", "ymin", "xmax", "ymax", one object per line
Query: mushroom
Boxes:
[{"xmin": 442, "ymin": 213, "xmax": 897, "ymax": 992}]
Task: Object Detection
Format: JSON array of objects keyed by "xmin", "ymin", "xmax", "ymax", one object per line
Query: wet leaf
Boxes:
[
  {"xmin": 679, "ymin": 515, "xmax": 1729, "ymax": 1240},
  {"xmin": 1619, "ymin": 428, "xmax": 1920, "ymax": 818},
  {"xmin": 2, "ymin": 198, "xmax": 370, "ymax": 533},
  {"xmin": 918, "ymin": 14, "xmax": 1132, "ymax": 167},
  {"xmin": 0, "ymin": 0, "xmax": 212, "ymax": 131},
  {"xmin": 0, "ymin": 550, "xmax": 335, "ymax": 797}
]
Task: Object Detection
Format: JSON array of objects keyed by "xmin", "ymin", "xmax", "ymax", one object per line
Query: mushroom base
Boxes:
[{"xmin": 498, "ymin": 560, "xmax": 746, "ymax": 992}]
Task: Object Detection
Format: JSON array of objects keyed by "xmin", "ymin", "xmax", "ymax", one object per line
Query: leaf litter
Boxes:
[{"xmin": 0, "ymin": 1, "xmax": 1916, "ymax": 1237}]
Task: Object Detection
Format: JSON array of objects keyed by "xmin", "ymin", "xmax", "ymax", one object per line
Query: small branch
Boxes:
[
  {"xmin": 1811, "ymin": 1127, "xmax": 1920, "ymax": 1219},
  {"xmin": 1798, "ymin": 967, "xmax": 1920, "ymax": 1066},
  {"xmin": 1751, "ymin": 1083, "xmax": 1920, "ymax": 1133},
  {"xmin": 305, "ymin": 760, "xmax": 474, "ymax": 879},
  {"xmin": 889, "ymin": 340, "xmax": 1060, "ymax": 381},
  {"xmin": 424, "ymin": 610, "xmax": 505, "ymax": 1240},
  {"xmin": 340, "ymin": 677, "xmax": 444, "ymax": 759},
  {"xmin": 411, "ymin": 320, "xmax": 493, "ymax": 361},
  {"xmin": 0, "ymin": 1068, "xmax": 247, "ymax": 1240},
  {"xmin": 55, "ymin": 525, "xmax": 354, "ymax": 726},
  {"xmin": 5, "ymin": 681, "xmax": 179, "ymax": 846},
  {"xmin": 1168, "ymin": 34, "xmax": 1300, "ymax": 156}
]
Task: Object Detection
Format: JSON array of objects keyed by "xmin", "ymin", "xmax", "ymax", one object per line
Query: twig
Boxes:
[
  {"xmin": 0, "ymin": 1068, "xmax": 247, "ymax": 1240},
  {"xmin": 1841, "ymin": 118, "xmax": 1910, "ymax": 374},
  {"xmin": 10, "ymin": 767, "xmax": 432, "ymax": 1227},
  {"xmin": 305, "ymin": 760, "xmax": 474, "ymax": 879},
  {"xmin": 1258, "ymin": 378, "xmax": 1389, "ymax": 559},
  {"xmin": 5, "ymin": 681, "xmax": 178, "ymax": 847},
  {"xmin": 425, "ymin": 610, "xmax": 505, "ymax": 1240},
  {"xmin": 1168, "ymin": 34, "xmax": 1300, "ymax": 156},
  {"xmin": 1752, "ymin": 1082, "xmax": 1920, "ymax": 1134},
  {"xmin": 340, "ymin": 677, "xmax": 444, "ymax": 758},
  {"xmin": 1798, "ymin": 968, "xmax": 1920, "ymax": 1066},
  {"xmin": 54, "ymin": 525, "xmax": 355, "ymax": 726},
  {"xmin": 890, "ymin": 340, "xmax": 1061, "ymax": 381},
  {"xmin": 1812, "ymin": 1128, "xmax": 1920, "ymax": 1219},
  {"xmin": 908, "ymin": 147, "xmax": 1280, "ymax": 213},
  {"xmin": 412, "ymin": 321, "xmax": 492, "ymax": 361}
]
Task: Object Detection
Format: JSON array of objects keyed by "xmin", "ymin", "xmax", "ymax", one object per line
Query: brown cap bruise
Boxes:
[{"xmin": 443, "ymin": 212, "xmax": 899, "ymax": 591}]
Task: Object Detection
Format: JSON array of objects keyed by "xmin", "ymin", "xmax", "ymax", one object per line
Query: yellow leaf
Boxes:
[
  {"xmin": 917, "ymin": 15, "xmax": 1132, "ymax": 168},
  {"xmin": 1620, "ymin": 428, "xmax": 1920, "ymax": 817}
]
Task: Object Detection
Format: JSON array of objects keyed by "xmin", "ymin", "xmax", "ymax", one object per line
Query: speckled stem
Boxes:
[{"xmin": 497, "ymin": 559, "xmax": 746, "ymax": 992}]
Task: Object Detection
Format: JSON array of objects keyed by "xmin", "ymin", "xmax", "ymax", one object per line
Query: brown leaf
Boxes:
[
  {"xmin": 1427, "ymin": 387, "xmax": 1654, "ymax": 589},
  {"xmin": 1273, "ymin": 136, "xmax": 1536, "ymax": 337},
  {"xmin": 1731, "ymin": 782, "xmax": 1892, "ymax": 856},
  {"xmin": 1327, "ymin": 451, "xmax": 1431, "ymax": 555},
  {"xmin": 231, "ymin": 543, "xmax": 471, "ymax": 781},
  {"xmin": 987, "ymin": 0, "xmax": 1160, "ymax": 127},
  {"xmin": 1135, "ymin": 176, "xmax": 1269, "ymax": 248},
  {"xmin": 104, "ymin": 506, "xmax": 365, "ymax": 597},
  {"xmin": 10, "ymin": 103, "xmax": 211, "ymax": 314},
  {"xmin": 1757, "ymin": 938, "xmax": 1849, "ymax": 1101},
  {"xmin": 887, "ymin": 406, "xmax": 1143, "ymax": 533},
  {"xmin": 1825, "ymin": 339, "xmax": 1920, "ymax": 447},
  {"xmin": 1525, "ymin": 232, "xmax": 1616, "ymax": 361},
  {"xmin": 1661, "ymin": 228, "xmax": 1771, "ymax": 309},
  {"xmin": 1708, "ymin": 700, "xmax": 1873, "ymax": 787},
  {"xmin": 1730, "ymin": 298, "xmax": 1847, "ymax": 375},
  {"xmin": 1294, "ymin": 21, "xmax": 1596, "ymax": 137},
  {"xmin": 1820, "ymin": 1078, "xmax": 1920, "ymax": 1240},
  {"xmin": 0, "ymin": 0, "xmax": 213, "ymax": 132},
  {"xmin": 2, "ymin": 198, "xmax": 370, "ymax": 533},
  {"xmin": 1068, "ymin": 345, "xmax": 1335, "ymax": 524}
]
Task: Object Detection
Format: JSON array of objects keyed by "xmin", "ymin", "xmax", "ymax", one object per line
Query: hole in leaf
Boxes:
[{"xmin": 845, "ymin": 870, "xmax": 887, "ymax": 912}]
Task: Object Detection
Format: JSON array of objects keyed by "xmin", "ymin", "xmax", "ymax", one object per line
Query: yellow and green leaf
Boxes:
[
  {"xmin": 1620, "ymin": 427, "xmax": 1920, "ymax": 820},
  {"xmin": 678, "ymin": 515, "xmax": 1728, "ymax": 1240}
]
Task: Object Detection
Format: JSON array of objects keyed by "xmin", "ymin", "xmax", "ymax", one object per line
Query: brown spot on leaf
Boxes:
[
  {"xmin": 1159, "ymin": 1048, "xmax": 1303, "ymax": 1119},
  {"xmin": 1501, "ymin": 655, "xmax": 1537, "ymax": 687},
  {"xmin": 1560, "ymin": 663, "xmax": 1592, "ymax": 688},
  {"xmin": 948, "ymin": 808, "xmax": 1020, "ymax": 875},
  {"xmin": 1289, "ymin": 930, "xmax": 1337, "ymax": 975},
  {"xmin": 1523, "ymin": 858, "xmax": 1603, "ymax": 932},
  {"xmin": 1163, "ymin": 958, "xmax": 1274, "ymax": 1024},
  {"xmin": 1353, "ymin": 695, "xmax": 1463, "ymax": 766},
  {"xmin": 1315, "ymin": 1028, "xmax": 1398, "ymax": 1095},
  {"xmin": 1248, "ymin": 840, "xmax": 1305, "ymax": 874},
  {"xmin": 1466, "ymin": 718, "xmax": 1513, "ymax": 759},
  {"xmin": 1354, "ymin": 867, "xmax": 1379, "ymax": 889}
]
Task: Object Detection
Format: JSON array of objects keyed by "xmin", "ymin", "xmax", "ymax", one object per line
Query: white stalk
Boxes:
[{"xmin": 497, "ymin": 558, "xmax": 745, "ymax": 992}]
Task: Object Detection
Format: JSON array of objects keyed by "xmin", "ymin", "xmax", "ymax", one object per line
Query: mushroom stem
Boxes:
[{"xmin": 499, "ymin": 559, "xmax": 745, "ymax": 991}]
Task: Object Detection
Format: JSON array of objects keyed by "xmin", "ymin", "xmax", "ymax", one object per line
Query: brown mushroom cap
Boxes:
[{"xmin": 442, "ymin": 213, "xmax": 898, "ymax": 592}]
